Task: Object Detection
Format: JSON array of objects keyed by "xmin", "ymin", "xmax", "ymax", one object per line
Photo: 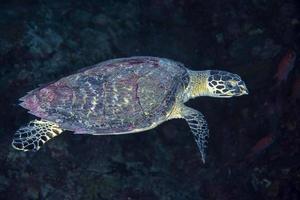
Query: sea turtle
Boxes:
[{"xmin": 12, "ymin": 56, "xmax": 248, "ymax": 163}]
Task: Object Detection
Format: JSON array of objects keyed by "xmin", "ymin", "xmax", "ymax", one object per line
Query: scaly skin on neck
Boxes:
[
  {"xmin": 170, "ymin": 70, "xmax": 210, "ymax": 118},
  {"xmin": 184, "ymin": 70, "xmax": 210, "ymax": 101}
]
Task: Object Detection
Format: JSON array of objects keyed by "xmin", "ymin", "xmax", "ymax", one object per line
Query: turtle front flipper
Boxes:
[
  {"xmin": 182, "ymin": 107, "xmax": 209, "ymax": 163},
  {"xmin": 12, "ymin": 120, "xmax": 63, "ymax": 152},
  {"xmin": 170, "ymin": 104, "xmax": 209, "ymax": 163}
]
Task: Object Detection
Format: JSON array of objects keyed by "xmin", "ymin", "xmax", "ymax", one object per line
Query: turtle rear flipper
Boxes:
[{"xmin": 12, "ymin": 120, "xmax": 63, "ymax": 151}]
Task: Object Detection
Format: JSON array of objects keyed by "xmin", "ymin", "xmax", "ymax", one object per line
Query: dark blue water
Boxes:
[{"xmin": 0, "ymin": 0, "xmax": 299, "ymax": 199}]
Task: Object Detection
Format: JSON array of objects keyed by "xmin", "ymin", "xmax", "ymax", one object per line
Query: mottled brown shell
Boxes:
[{"xmin": 20, "ymin": 57, "xmax": 189, "ymax": 134}]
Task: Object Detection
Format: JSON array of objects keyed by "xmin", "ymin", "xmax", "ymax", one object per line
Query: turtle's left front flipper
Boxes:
[
  {"xmin": 181, "ymin": 106, "xmax": 209, "ymax": 163},
  {"xmin": 12, "ymin": 120, "xmax": 63, "ymax": 152}
]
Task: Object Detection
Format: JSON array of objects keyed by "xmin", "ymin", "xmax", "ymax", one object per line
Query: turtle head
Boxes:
[{"xmin": 206, "ymin": 70, "xmax": 248, "ymax": 98}]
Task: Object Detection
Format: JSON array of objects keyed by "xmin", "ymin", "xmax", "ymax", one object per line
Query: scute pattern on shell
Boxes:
[{"xmin": 20, "ymin": 57, "xmax": 189, "ymax": 134}]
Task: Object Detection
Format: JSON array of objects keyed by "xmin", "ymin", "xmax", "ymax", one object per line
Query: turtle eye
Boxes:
[{"xmin": 226, "ymin": 81, "xmax": 235, "ymax": 89}]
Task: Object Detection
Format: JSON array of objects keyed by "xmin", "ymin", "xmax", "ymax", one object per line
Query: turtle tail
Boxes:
[{"xmin": 12, "ymin": 120, "xmax": 63, "ymax": 152}]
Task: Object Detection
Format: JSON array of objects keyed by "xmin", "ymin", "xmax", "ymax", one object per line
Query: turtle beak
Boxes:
[
  {"xmin": 235, "ymin": 80, "xmax": 248, "ymax": 96},
  {"xmin": 233, "ymin": 83, "xmax": 248, "ymax": 96},
  {"xmin": 240, "ymin": 85, "xmax": 249, "ymax": 95},
  {"xmin": 244, "ymin": 87, "xmax": 249, "ymax": 95}
]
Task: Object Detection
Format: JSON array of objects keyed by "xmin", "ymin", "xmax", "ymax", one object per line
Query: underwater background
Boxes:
[{"xmin": 0, "ymin": 0, "xmax": 299, "ymax": 199}]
